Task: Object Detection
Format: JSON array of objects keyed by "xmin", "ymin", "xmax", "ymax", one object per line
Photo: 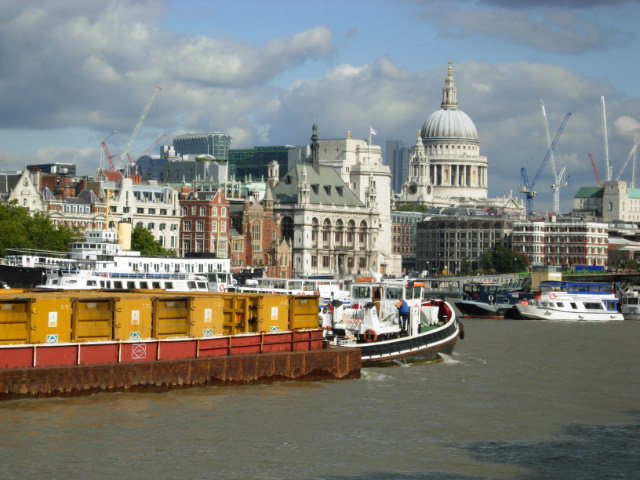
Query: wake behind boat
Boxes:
[
  {"xmin": 513, "ymin": 280, "xmax": 623, "ymax": 321},
  {"xmin": 320, "ymin": 277, "xmax": 462, "ymax": 365}
]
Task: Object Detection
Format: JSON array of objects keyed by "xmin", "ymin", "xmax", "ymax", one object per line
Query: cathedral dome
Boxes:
[
  {"xmin": 421, "ymin": 61, "xmax": 478, "ymax": 143},
  {"xmin": 421, "ymin": 108, "xmax": 478, "ymax": 141}
]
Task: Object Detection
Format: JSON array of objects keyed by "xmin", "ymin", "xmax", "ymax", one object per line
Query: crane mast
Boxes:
[
  {"xmin": 116, "ymin": 86, "xmax": 162, "ymax": 171},
  {"xmin": 614, "ymin": 134, "xmax": 640, "ymax": 182},
  {"xmin": 601, "ymin": 96, "xmax": 611, "ymax": 181},
  {"xmin": 588, "ymin": 154, "xmax": 601, "ymax": 185},
  {"xmin": 540, "ymin": 101, "xmax": 567, "ymax": 214}
]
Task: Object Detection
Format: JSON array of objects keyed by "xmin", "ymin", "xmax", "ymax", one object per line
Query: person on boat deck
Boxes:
[{"xmin": 397, "ymin": 298, "xmax": 410, "ymax": 333}]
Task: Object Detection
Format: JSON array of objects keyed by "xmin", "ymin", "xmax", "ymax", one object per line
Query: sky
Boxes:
[{"xmin": 0, "ymin": 0, "xmax": 639, "ymax": 213}]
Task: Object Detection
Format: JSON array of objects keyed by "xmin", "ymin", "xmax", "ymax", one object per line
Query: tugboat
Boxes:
[{"xmin": 320, "ymin": 277, "xmax": 462, "ymax": 365}]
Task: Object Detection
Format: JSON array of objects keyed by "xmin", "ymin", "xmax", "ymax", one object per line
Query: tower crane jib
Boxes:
[{"xmin": 116, "ymin": 86, "xmax": 162, "ymax": 171}]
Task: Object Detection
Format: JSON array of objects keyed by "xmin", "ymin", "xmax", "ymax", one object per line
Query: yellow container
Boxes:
[
  {"xmin": 253, "ymin": 295, "xmax": 289, "ymax": 333},
  {"xmin": 289, "ymin": 296, "xmax": 320, "ymax": 330},
  {"xmin": 30, "ymin": 297, "xmax": 72, "ymax": 344},
  {"xmin": 221, "ymin": 294, "xmax": 252, "ymax": 335},
  {"xmin": 188, "ymin": 296, "xmax": 224, "ymax": 337},
  {"xmin": 152, "ymin": 297, "xmax": 189, "ymax": 338},
  {"xmin": 113, "ymin": 296, "xmax": 153, "ymax": 341},
  {"xmin": 0, "ymin": 299, "xmax": 29, "ymax": 345},
  {"xmin": 72, "ymin": 298, "xmax": 113, "ymax": 342}
]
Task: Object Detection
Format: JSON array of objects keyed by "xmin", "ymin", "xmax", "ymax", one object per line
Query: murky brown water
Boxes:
[{"xmin": 1, "ymin": 319, "xmax": 638, "ymax": 479}]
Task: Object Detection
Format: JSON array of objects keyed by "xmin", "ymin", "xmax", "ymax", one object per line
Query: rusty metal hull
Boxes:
[{"xmin": 0, "ymin": 348, "xmax": 360, "ymax": 400}]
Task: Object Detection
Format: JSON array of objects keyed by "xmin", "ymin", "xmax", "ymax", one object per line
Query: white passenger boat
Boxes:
[
  {"xmin": 619, "ymin": 286, "xmax": 640, "ymax": 320},
  {"xmin": 320, "ymin": 277, "xmax": 462, "ymax": 365},
  {"xmin": 237, "ymin": 277, "xmax": 350, "ymax": 307},
  {"xmin": 38, "ymin": 270, "xmax": 210, "ymax": 292},
  {"xmin": 513, "ymin": 281, "xmax": 623, "ymax": 321},
  {"xmin": 35, "ymin": 229, "xmax": 234, "ymax": 292}
]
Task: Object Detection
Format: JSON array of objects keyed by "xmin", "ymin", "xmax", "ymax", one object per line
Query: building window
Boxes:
[
  {"xmin": 196, "ymin": 221, "xmax": 205, "ymax": 232},
  {"xmin": 312, "ymin": 256, "xmax": 318, "ymax": 268},
  {"xmin": 221, "ymin": 207, "xmax": 226, "ymax": 216},
  {"xmin": 182, "ymin": 207, "xmax": 188, "ymax": 216},
  {"xmin": 322, "ymin": 256, "xmax": 330, "ymax": 268},
  {"xmin": 184, "ymin": 221, "xmax": 191, "ymax": 232},
  {"xmin": 200, "ymin": 206, "xmax": 206, "ymax": 216},
  {"xmin": 221, "ymin": 221, "xmax": 227, "ymax": 233},
  {"xmin": 212, "ymin": 221, "xmax": 218, "ymax": 232},
  {"xmin": 212, "ymin": 206, "xmax": 218, "ymax": 217}
]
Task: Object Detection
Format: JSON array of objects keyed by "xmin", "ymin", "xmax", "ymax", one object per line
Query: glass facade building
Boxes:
[
  {"xmin": 228, "ymin": 146, "xmax": 294, "ymax": 180},
  {"xmin": 173, "ymin": 133, "xmax": 232, "ymax": 160}
]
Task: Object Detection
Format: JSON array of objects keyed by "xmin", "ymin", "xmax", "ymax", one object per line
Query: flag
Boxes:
[{"xmin": 370, "ymin": 127, "xmax": 377, "ymax": 136}]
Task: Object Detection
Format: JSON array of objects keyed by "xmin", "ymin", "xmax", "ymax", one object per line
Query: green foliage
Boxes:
[
  {"xmin": 131, "ymin": 225, "xmax": 176, "ymax": 257},
  {"xmin": 624, "ymin": 259, "xmax": 638, "ymax": 270},
  {"xmin": 0, "ymin": 201, "xmax": 78, "ymax": 256},
  {"xmin": 479, "ymin": 245, "xmax": 530, "ymax": 274},
  {"xmin": 460, "ymin": 257, "xmax": 471, "ymax": 276},
  {"xmin": 393, "ymin": 204, "xmax": 429, "ymax": 213}
]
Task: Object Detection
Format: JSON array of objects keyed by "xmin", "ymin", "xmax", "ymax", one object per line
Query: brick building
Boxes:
[
  {"xmin": 512, "ymin": 217, "xmax": 608, "ymax": 268},
  {"xmin": 179, "ymin": 188, "xmax": 230, "ymax": 257}
]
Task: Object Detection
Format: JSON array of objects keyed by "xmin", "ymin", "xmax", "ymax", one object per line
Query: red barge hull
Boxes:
[{"xmin": 0, "ymin": 332, "xmax": 360, "ymax": 399}]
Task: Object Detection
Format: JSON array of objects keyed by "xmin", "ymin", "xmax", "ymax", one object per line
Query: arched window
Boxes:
[
  {"xmin": 359, "ymin": 220, "xmax": 368, "ymax": 249},
  {"xmin": 335, "ymin": 219, "xmax": 344, "ymax": 246},
  {"xmin": 311, "ymin": 218, "xmax": 319, "ymax": 247},
  {"xmin": 281, "ymin": 216, "xmax": 294, "ymax": 244},
  {"xmin": 322, "ymin": 219, "xmax": 331, "ymax": 247},
  {"xmin": 347, "ymin": 220, "xmax": 356, "ymax": 247}
]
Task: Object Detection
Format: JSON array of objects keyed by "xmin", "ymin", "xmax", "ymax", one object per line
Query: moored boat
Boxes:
[
  {"xmin": 455, "ymin": 281, "xmax": 521, "ymax": 319},
  {"xmin": 513, "ymin": 281, "xmax": 623, "ymax": 321},
  {"xmin": 619, "ymin": 286, "xmax": 640, "ymax": 320},
  {"xmin": 320, "ymin": 277, "xmax": 462, "ymax": 365}
]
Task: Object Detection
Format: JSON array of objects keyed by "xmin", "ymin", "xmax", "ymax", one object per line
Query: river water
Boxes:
[{"xmin": 0, "ymin": 319, "xmax": 638, "ymax": 479}]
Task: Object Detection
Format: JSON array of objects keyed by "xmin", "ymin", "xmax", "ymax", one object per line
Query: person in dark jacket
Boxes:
[{"xmin": 397, "ymin": 298, "xmax": 410, "ymax": 334}]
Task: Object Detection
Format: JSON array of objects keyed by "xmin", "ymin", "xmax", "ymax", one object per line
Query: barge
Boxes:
[{"xmin": 0, "ymin": 290, "xmax": 360, "ymax": 399}]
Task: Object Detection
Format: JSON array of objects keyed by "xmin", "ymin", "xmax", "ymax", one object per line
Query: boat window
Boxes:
[
  {"xmin": 127, "ymin": 282, "xmax": 136, "ymax": 289},
  {"xmin": 188, "ymin": 281, "xmax": 196, "ymax": 289},
  {"xmin": 352, "ymin": 286, "xmax": 370, "ymax": 299},
  {"xmin": 114, "ymin": 281, "xmax": 123, "ymax": 289},
  {"xmin": 628, "ymin": 298, "xmax": 638, "ymax": 305},
  {"xmin": 386, "ymin": 287, "xmax": 403, "ymax": 300},
  {"xmin": 153, "ymin": 282, "xmax": 161, "ymax": 289},
  {"xmin": 51, "ymin": 279, "xmax": 59, "ymax": 285},
  {"xmin": 570, "ymin": 303, "xmax": 578, "ymax": 309},
  {"xmin": 87, "ymin": 280, "xmax": 97, "ymax": 287},
  {"xmin": 166, "ymin": 282, "xmax": 173, "ymax": 289},
  {"xmin": 302, "ymin": 281, "xmax": 315, "ymax": 292},
  {"xmin": 289, "ymin": 280, "xmax": 302, "ymax": 290},
  {"xmin": 583, "ymin": 302, "xmax": 603, "ymax": 310},
  {"xmin": 197, "ymin": 282, "xmax": 207, "ymax": 289},
  {"xmin": 555, "ymin": 302, "xmax": 564, "ymax": 308},
  {"xmin": 100, "ymin": 281, "xmax": 105, "ymax": 288}
]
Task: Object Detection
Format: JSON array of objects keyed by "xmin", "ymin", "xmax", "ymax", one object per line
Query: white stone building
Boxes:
[
  {"xmin": 286, "ymin": 126, "xmax": 399, "ymax": 275},
  {"xmin": 1, "ymin": 168, "xmax": 45, "ymax": 212},
  {"xmin": 89, "ymin": 178, "xmax": 181, "ymax": 251},
  {"xmin": 573, "ymin": 180, "xmax": 640, "ymax": 222}
]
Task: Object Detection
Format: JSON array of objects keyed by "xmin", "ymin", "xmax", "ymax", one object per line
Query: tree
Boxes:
[
  {"xmin": 460, "ymin": 257, "xmax": 471, "ymax": 275},
  {"xmin": 131, "ymin": 225, "xmax": 175, "ymax": 256},
  {"xmin": 0, "ymin": 201, "xmax": 77, "ymax": 256},
  {"xmin": 479, "ymin": 245, "xmax": 529, "ymax": 274}
]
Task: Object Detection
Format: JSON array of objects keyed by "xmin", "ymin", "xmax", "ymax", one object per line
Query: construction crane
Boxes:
[
  {"xmin": 601, "ymin": 96, "xmax": 612, "ymax": 181},
  {"xmin": 540, "ymin": 101, "xmax": 568, "ymax": 214},
  {"xmin": 100, "ymin": 130, "xmax": 117, "ymax": 171},
  {"xmin": 140, "ymin": 133, "xmax": 167, "ymax": 158},
  {"xmin": 115, "ymin": 86, "xmax": 162, "ymax": 171},
  {"xmin": 614, "ymin": 134, "xmax": 640, "ymax": 182},
  {"xmin": 588, "ymin": 154, "xmax": 601, "ymax": 185},
  {"xmin": 519, "ymin": 112, "xmax": 571, "ymax": 216}
]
